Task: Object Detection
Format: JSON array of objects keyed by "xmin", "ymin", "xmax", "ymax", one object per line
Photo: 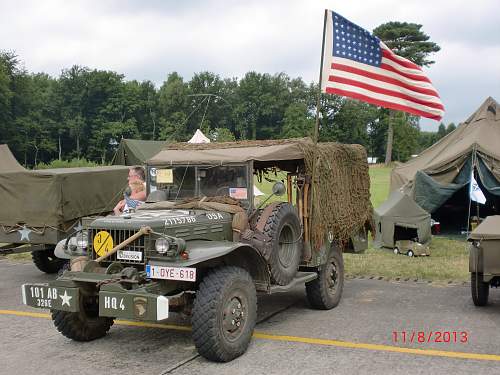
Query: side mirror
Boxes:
[{"xmin": 272, "ymin": 181, "xmax": 286, "ymax": 196}]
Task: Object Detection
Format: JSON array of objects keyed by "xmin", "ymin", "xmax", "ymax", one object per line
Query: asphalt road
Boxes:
[{"xmin": 1, "ymin": 256, "xmax": 500, "ymax": 375}]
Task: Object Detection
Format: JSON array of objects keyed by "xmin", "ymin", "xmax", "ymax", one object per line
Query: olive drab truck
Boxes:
[
  {"xmin": 468, "ymin": 215, "xmax": 500, "ymax": 306},
  {"xmin": 21, "ymin": 138, "xmax": 372, "ymax": 362}
]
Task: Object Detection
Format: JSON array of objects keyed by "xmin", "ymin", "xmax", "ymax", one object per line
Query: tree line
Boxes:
[{"xmin": 0, "ymin": 42, "xmax": 452, "ymax": 167}]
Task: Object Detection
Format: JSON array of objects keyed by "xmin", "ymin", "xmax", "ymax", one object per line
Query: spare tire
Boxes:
[{"xmin": 262, "ymin": 203, "xmax": 302, "ymax": 285}]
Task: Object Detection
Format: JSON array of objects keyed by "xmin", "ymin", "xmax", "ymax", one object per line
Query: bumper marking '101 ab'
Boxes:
[{"xmin": 21, "ymin": 284, "xmax": 79, "ymax": 312}]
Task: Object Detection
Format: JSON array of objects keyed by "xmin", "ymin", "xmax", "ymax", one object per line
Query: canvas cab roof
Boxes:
[{"xmin": 147, "ymin": 138, "xmax": 311, "ymax": 166}]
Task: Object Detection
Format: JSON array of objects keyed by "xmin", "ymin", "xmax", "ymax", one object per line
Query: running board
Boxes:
[{"xmin": 269, "ymin": 272, "xmax": 318, "ymax": 294}]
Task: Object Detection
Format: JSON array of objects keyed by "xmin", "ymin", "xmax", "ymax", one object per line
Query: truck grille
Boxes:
[{"xmin": 89, "ymin": 229, "xmax": 147, "ymax": 265}]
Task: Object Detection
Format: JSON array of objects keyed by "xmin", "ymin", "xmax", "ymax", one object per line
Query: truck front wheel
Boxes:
[
  {"xmin": 192, "ymin": 266, "xmax": 257, "ymax": 362},
  {"xmin": 52, "ymin": 295, "xmax": 114, "ymax": 341},
  {"xmin": 32, "ymin": 247, "xmax": 68, "ymax": 274}
]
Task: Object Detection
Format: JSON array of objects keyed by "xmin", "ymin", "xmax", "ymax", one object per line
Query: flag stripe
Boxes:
[
  {"xmin": 326, "ymin": 79, "xmax": 444, "ymax": 115},
  {"xmin": 325, "ymin": 87, "xmax": 443, "ymax": 120},
  {"xmin": 328, "ymin": 70, "xmax": 443, "ymax": 106},
  {"xmin": 381, "ymin": 48, "xmax": 421, "ymax": 71},
  {"xmin": 328, "ymin": 75, "xmax": 445, "ymax": 110},
  {"xmin": 331, "ymin": 57, "xmax": 437, "ymax": 90},
  {"xmin": 380, "ymin": 62, "xmax": 431, "ymax": 83},
  {"xmin": 331, "ymin": 62, "xmax": 440, "ymax": 97},
  {"xmin": 381, "ymin": 57, "xmax": 426, "ymax": 77}
]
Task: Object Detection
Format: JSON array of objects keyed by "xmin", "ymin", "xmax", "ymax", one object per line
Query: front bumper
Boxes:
[{"xmin": 21, "ymin": 283, "xmax": 169, "ymax": 321}]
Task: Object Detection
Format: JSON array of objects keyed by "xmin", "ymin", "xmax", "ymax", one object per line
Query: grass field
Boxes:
[{"xmin": 345, "ymin": 164, "xmax": 469, "ymax": 282}]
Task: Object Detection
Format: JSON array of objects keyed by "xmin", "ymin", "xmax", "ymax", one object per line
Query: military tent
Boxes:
[
  {"xmin": 0, "ymin": 144, "xmax": 25, "ymax": 172},
  {"xmin": 390, "ymin": 97, "xmax": 500, "ymax": 232},
  {"xmin": 374, "ymin": 191, "xmax": 431, "ymax": 248},
  {"xmin": 188, "ymin": 129, "xmax": 210, "ymax": 143},
  {"xmin": 112, "ymin": 139, "xmax": 167, "ymax": 166}
]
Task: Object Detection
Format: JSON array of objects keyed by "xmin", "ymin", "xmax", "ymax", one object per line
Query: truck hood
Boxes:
[{"xmin": 89, "ymin": 209, "xmax": 232, "ymax": 231}]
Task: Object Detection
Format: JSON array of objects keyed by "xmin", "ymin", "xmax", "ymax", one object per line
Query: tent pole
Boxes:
[{"xmin": 466, "ymin": 147, "xmax": 478, "ymax": 236}]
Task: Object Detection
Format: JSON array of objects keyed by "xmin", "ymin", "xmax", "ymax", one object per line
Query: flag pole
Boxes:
[
  {"xmin": 308, "ymin": 10, "xmax": 328, "ymax": 256},
  {"xmin": 313, "ymin": 9, "xmax": 328, "ymax": 144}
]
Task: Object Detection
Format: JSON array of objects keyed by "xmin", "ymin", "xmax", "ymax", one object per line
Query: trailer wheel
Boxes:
[
  {"xmin": 31, "ymin": 247, "xmax": 68, "ymax": 274},
  {"xmin": 192, "ymin": 266, "xmax": 257, "ymax": 362},
  {"xmin": 471, "ymin": 272, "xmax": 489, "ymax": 306},
  {"xmin": 306, "ymin": 245, "xmax": 344, "ymax": 310},
  {"xmin": 52, "ymin": 294, "xmax": 114, "ymax": 341}
]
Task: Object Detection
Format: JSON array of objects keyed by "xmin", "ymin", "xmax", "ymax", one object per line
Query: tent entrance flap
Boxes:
[{"xmin": 413, "ymin": 159, "xmax": 471, "ymax": 214}]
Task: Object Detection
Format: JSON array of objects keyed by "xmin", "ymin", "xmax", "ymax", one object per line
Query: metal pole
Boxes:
[{"xmin": 313, "ymin": 9, "xmax": 328, "ymax": 144}]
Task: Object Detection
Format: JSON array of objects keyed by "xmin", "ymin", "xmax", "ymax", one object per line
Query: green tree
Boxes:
[
  {"xmin": 372, "ymin": 22, "xmax": 441, "ymax": 67},
  {"xmin": 281, "ymin": 102, "xmax": 313, "ymax": 138},
  {"xmin": 373, "ymin": 22, "xmax": 440, "ymax": 164},
  {"xmin": 209, "ymin": 128, "xmax": 236, "ymax": 142},
  {"xmin": 436, "ymin": 122, "xmax": 447, "ymax": 139},
  {"xmin": 446, "ymin": 122, "xmax": 456, "ymax": 134}
]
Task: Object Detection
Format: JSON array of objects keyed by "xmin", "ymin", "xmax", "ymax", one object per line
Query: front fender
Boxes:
[{"xmin": 148, "ymin": 240, "xmax": 271, "ymax": 292}]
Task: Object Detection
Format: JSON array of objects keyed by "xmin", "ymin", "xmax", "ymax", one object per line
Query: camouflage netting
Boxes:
[
  {"xmin": 298, "ymin": 142, "xmax": 373, "ymax": 248},
  {"xmin": 152, "ymin": 138, "xmax": 373, "ymax": 248},
  {"xmin": 162, "ymin": 138, "xmax": 310, "ymax": 150}
]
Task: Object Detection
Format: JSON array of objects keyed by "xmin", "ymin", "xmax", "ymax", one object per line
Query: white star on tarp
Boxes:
[
  {"xmin": 18, "ymin": 225, "xmax": 32, "ymax": 241},
  {"xmin": 60, "ymin": 291, "xmax": 72, "ymax": 307},
  {"xmin": 73, "ymin": 221, "xmax": 83, "ymax": 232}
]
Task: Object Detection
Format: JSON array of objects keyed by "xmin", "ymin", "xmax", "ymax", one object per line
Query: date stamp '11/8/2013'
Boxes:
[{"xmin": 392, "ymin": 331, "xmax": 468, "ymax": 344}]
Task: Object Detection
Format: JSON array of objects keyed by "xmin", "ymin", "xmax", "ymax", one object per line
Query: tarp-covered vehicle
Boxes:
[
  {"xmin": 468, "ymin": 215, "xmax": 500, "ymax": 306},
  {"xmin": 0, "ymin": 164, "xmax": 129, "ymax": 273},
  {"xmin": 21, "ymin": 138, "xmax": 372, "ymax": 361},
  {"xmin": 111, "ymin": 138, "xmax": 167, "ymax": 166}
]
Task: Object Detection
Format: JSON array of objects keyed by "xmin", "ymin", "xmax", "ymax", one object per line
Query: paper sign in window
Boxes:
[
  {"xmin": 229, "ymin": 187, "xmax": 248, "ymax": 200},
  {"xmin": 157, "ymin": 169, "xmax": 173, "ymax": 183}
]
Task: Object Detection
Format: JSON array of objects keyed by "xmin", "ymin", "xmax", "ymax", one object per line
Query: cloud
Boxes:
[{"xmin": 1, "ymin": 0, "xmax": 499, "ymax": 131}]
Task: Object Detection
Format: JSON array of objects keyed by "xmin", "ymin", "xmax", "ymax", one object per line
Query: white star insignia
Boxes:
[
  {"xmin": 18, "ymin": 225, "xmax": 32, "ymax": 241},
  {"xmin": 73, "ymin": 222, "xmax": 83, "ymax": 232},
  {"xmin": 60, "ymin": 291, "xmax": 72, "ymax": 307}
]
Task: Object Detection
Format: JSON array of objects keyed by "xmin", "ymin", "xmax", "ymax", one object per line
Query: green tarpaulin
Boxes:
[
  {"xmin": 0, "ymin": 166, "xmax": 129, "ymax": 228},
  {"xmin": 112, "ymin": 139, "xmax": 167, "ymax": 166}
]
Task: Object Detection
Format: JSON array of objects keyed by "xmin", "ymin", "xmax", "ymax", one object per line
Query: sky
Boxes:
[{"xmin": 1, "ymin": 0, "xmax": 499, "ymax": 131}]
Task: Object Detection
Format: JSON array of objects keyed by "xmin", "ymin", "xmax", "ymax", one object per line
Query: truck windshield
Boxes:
[{"xmin": 148, "ymin": 165, "xmax": 249, "ymax": 202}]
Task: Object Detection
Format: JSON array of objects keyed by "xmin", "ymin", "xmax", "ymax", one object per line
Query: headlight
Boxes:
[
  {"xmin": 66, "ymin": 231, "xmax": 88, "ymax": 255},
  {"xmin": 155, "ymin": 238, "xmax": 170, "ymax": 254},
  {"xmin": 76, "ymin": 232, "xmax": 88, "ymax": 250}
]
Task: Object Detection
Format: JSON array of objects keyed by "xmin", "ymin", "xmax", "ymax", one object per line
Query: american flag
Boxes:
[
  {"xmin": 124, "ymin": 195, "xmax": 143, "ymax": 211},
  {"xmin": 321, "ymin": 11, "xmax": 444, "ymax": 121}
]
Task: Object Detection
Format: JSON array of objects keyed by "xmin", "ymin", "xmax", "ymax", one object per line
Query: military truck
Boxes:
[
  {"xmin": 21, "ymin": 139, "xmax": 372, "ymax": 362},
  {"xmin": 0, "ymin": 165, "xmax": 129, "ymax": 273},
  {"xmin": 468, "ymin": 215, "xmax": 500, "ymax": 306}
]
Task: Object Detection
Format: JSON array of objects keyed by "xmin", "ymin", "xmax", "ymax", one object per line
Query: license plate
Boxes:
[
  {"xmin": 21, "ymin": 284, "xmax": 79, "ymax": 312},
  {"xmin": 117, "ymin": 250, "xmax": 142, "ymax": 261},
  {"xmin": 146, "ymin": 265, "xmax": 196, "ymax": 282}
]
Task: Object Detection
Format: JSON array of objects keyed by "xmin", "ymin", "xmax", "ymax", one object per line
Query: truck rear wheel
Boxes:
[
  {"xmin": 192, "ymin": 266, "xmax": 257, "ymax": 362},
  {"xmin": 52, "ymin": 295, "xmax": 114, "ymax": 341},
  {"xmin": 471, "ymin": 272, "xmax": 489, "ymax": 306},
  {"xmin": 306, "ymin": 246, "xmax": 344, "ymax": 310},
  {"xmin": 262, "ymin": 203, "xmax": 302, "ymax": 285},
  {"xmin": 32, "ymin": 247, "xmax": 68, "ymax": 274}
]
